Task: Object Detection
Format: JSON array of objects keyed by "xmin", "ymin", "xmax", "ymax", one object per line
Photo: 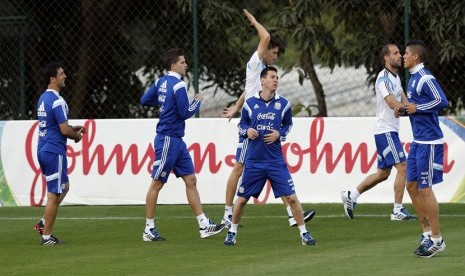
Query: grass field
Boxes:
[{"xmin": 1, "ymin": 203, "xmax": 464, "ymax": 275}]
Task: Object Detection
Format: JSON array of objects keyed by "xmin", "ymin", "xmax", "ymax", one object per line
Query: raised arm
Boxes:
[{"xmin": 243, "ymin": 9, "xmax": 270, "ymax": 60}]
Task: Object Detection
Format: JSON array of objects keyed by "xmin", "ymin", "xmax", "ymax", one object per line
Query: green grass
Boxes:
[{"xmin": 1, "ymin": 203, "xmax": 465, "ymax": 275}]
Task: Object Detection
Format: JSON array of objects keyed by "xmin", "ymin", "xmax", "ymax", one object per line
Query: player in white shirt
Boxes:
[
  {"xmin": 341, "ymin": 43, "xmax": 415, "ymax": 220},
  {"xmin": 221, "ymin": 9, "xmax": 315, "ymax": 227}
]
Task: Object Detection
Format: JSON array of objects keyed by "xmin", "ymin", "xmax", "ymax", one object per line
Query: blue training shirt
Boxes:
[
  {"xmin": 406, "ymin": 63, "xmax": 448, "ymax": 143},
  {"xmin": 238, "ymin": 92, "xmax": 292, "ymax": 162},
  {"xmin": 37, "ymin": 89, "xmax": 69, "ymax": 155},
  {"xmin": 141, "ymin": 71, "xmax": 201, "ymax": 138}
]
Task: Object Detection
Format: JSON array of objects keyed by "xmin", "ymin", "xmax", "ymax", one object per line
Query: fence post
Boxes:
[
  {"xmin": 192, "ymin": 0, "xmax": 199, "ymax": 117},
  {"xmin": 404, "ymin": 0, "xmax": 410, "ymax": 88}
]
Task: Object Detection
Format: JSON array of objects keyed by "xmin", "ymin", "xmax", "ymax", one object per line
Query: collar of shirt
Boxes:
[
  {"xmin": 384, "ymin": 67, "xmax": 398, "ymax": 77},
  {"xmin": 46, "ymin": 89, "xmax": 60, "ymax": 97},
  {"xmin": 167, "ymin": 71, "xmax": 182, "ymax": 80},
  {"xmin": 253, "ymin": 91, "xmax": 280, "ymax": 100},
  {"xmin": 409, "ymin": 63, "xmax": 424, "ymax": 75}
]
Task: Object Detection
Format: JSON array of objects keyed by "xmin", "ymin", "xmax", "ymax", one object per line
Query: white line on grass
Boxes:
[{"xmin": 1, "ymin": 214, "xmax": 465, "ymax": 220}]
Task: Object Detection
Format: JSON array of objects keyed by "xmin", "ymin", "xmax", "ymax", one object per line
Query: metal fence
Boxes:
[{"xmin": 1, "ymin": 0, "xmax": 464, "ymax": 120}]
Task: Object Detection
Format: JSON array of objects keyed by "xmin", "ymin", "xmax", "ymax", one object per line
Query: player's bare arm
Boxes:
[
  {"xmin": 243, "ymin": 9, "xmax": 270, "ymax": 59},
  {"xmin": 59, "ymin": 122, "xmax": 83, "ymax": 143},
  {"xmin": 384, "ymin": 94, "xmax": 404, "ymax": 110},
  {"xmin": 222, "ymin": 92, "xmax": 246, "ymax": 121}
]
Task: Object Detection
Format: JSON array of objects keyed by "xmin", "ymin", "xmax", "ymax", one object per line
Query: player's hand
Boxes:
[
  {"xmin": 247, "ymin": 128, "xmax": 259, "ymax": 140},
  {"xmin": 394, "ymin": 106, "xmax": 405, "ymax": 118},
  {"xmin": 72, "ymin": 125, "xmax": 87, "ymax": 134},
  {"xmin": 74, "ymin": 128, "xmax": 83, "ymax": 143},
  {"xmin": 222, "ymin": 106, "xmax": 238, "ymax": 122},
  {"xmin": 405, "ymin": 102, "xmax": 417, "ymax": 114},
  {"xmin": 243, "ymin": 9, "xmax": 256, "ymax": 25},
  {"xmin": 195, "ymin": 93, "xmax": 203, "ymax": 102},
  {"xmin": 263, "ymin": 129, "xmax": 279, "ymax": 144}
]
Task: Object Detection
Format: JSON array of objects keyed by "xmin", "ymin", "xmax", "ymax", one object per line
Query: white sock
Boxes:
[
  {"xmin": 298, "ymin": 225, "xmax": 307, "ymax": 235},
  {"xmin": 393, "ymin": 203, "xmax": 403, "ymax": 212},
  {"xmin": 42, "ymin": 234, "xmax": 51, "ymax": 240},
  {"xmin": 224, "ymin": 206, "xmax": 233, "ymax": 218},
  {"xmin": 431, "ymin": 236, "xmax": 443, "ymax": 245},
  {"xmin": 197, "ymin": 213, "xmax": 209, "ymax": 228},
  {"xmin": 350, "ymin": 188, "xmax": 360, "ymax": 202},
  {"xmin": 423, "ymin": 231, "xmax": 432, "ymax": 238},
  {"xmin": 145, "ymin": 218, "xmax": 155, "ymax": 231},
  {"xmin": 286, "ymin": 205, "xmax": 293, "ymax": 217},
  {"xmin": 230, "ymin": 224, "xmax": 238, "ymax": 233}
]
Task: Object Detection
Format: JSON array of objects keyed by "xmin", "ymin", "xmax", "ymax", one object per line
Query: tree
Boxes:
[{"xmin": 326, "ymin": 0, "xmax": 465, "ymax": 114}]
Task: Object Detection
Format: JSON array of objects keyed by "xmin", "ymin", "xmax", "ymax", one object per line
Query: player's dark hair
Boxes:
[
  {"xmin": 260, "ymin": 66, "xmax": 278, "ymax": 79},
  {"xmin": 406, "ymin": 39, "xmax": 427, "ymax": 62},
  {"xmin": 164, "ymin": 48, "xmax": 184, "ymax": 71},
  {"xmin": 268, "ymin": 36, "xmax": 284, "ymax": 56},
  {"xmin": 42, "ymin": 61, "xmax": 63, "ymax": 86}
]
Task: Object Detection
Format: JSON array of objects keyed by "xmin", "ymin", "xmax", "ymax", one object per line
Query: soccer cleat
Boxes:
[
  {"xmin": 224, "ymin": 231, "xmax": 237, "ymax": 246},
  {"xmin": 341, "ymin": 191, "xmax": 356, "ymax": 219},
  {"xmin": 301, "ymin": 232, "xmax": 317, "ymax": 245},
  {"xmin": 221, "ymin": 215, "xmax": 232, "ymax": 229},
  {"xmin": 40, "ymin": 235, "xmax": 64, "ymax": 246},
  {"xmin": 199, "ymin": 220, "xmax": 225, "ymax": 238},
  {"xmin": 142, "ymin": 227, "xmax": 166, "ymax": 242},
  {"xmin": 414, "ymin": 234, "xmax": 431, "ymax": 255},
  {"xmin": 34, "ymin": 219, "xmax": 45, "ymax": 235},
  {"xmin": 416, "ymin": 238, "xmax": 446, "ymax": 258},
  {"xmin": 289, "ymin": 209, "xmax": 316, "ymax": 227},
  {"xmin": 391, "ymin": 208, "xmax": 417, "ymax": 221}
]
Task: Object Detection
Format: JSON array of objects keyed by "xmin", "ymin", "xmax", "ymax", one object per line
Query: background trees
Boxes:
[{"xmin": 1, "ymin": 0, "xmax": 463, "ymax": 119}]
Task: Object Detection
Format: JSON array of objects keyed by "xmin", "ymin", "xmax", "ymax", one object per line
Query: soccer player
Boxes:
[
  {"xmin": 35, "ymin": 61, "xmax": 86, "ymax": 245},
  {"xmin": 341, "ymin": 43, "xmax": 415, "ymax": 220},
  {"xmin": 221, "ymin": 9, "xmax": 315, "ymax": 228},
  {"xmin": 223, "ymin": 66, "xmax": 316, "ymax": 246},
  {"xmin": 401, "ymin": 39, "xmax": 448, "ymax": 258},
  {"xmin": 140, "ymin": 48, "xmax": 225, "ymax": 241}
]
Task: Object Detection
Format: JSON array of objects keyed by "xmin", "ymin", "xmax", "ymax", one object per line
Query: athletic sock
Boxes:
[
  {"xmin": 286, "ymin": 205, "xmax": 293, "ymax": 217},
  {"xmin": 393, "ymin": 203, "xmax": 403, "ymax": 213},
  {"xmin": 145, "ymin": 218, "xmax": 155, "ymax": 232},
  {"xmin": 350, "ymin": 188, "xmax": 360, "ymax": 202},
  {"xmin": 197, "ymin": 213, "xmax": 209, "ymax": 228},
  {"xmin": 224, "ymin": 206, "xmax": 233, "ymax": 219},
  {"xmin": 298, "ymin": 225, "xmax": 307, "ymax": 235},
  {"xmin": 230, "ymin": 224, "xmax": 238, "ymax": 233},
  {"xmin": 431, "ymin": 236, "xmax": 443, "ymax": 245}
]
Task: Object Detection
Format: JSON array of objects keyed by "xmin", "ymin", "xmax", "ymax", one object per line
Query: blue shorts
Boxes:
[
  {"xmin": 234, "ymin": 136, "xmax": 249, "ymax": 164},
  {"xmin": 237, "ymin": 160, "xmax": 295, "ymax": 199},
  {"xmin": 151, "ymin": 135, "xmax": 195, "ymax": 183},
  {"xmin": 374, "ymin": 132, "xmax": 406, "ymax": 169},
  {"xmin": 406, "ymin": 142, "xmax": 444, "ymax": 188},
  {"xmin": 37, "ymin": 151, "xmax": 69, "ymax": 194}
]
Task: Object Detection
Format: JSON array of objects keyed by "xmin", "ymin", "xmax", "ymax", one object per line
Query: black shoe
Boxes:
[
  {"xmin": 289, "ymin": 209, "xmax": 316, "ymax": 227},
  {"xmin": 40, "ymin": 235, "xmax": 64, "ymax": 246}
]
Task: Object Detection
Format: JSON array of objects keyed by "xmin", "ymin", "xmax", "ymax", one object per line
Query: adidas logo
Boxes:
[
  {"xmin": 254, "ymin": 104, "xmax": 259, "ymax": 109},
  {"xmin": 159, "ymin": 81, "xmax": 167, "ymax": 93},
  {"xmin": 37, "ymin": 101, "xmax": 47, "ymax": 117}
]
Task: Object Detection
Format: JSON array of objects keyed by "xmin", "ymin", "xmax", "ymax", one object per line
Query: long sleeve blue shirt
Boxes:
[
  {"xmin": 407, "ymin": 63, "xmax": 448, "ymax": 143},
  {"xmin": 238, "ymin": 92, "xmax": 292, "ymax": 162},
  {"xmin": 141, "ymin": 72, "xmax": 201, "ymax": 138}
]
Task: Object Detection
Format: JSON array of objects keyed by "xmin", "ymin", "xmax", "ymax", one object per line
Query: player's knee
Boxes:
[{"xmin": 406, "ymin": 181, "xmax": 417, "ymax": 193}]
